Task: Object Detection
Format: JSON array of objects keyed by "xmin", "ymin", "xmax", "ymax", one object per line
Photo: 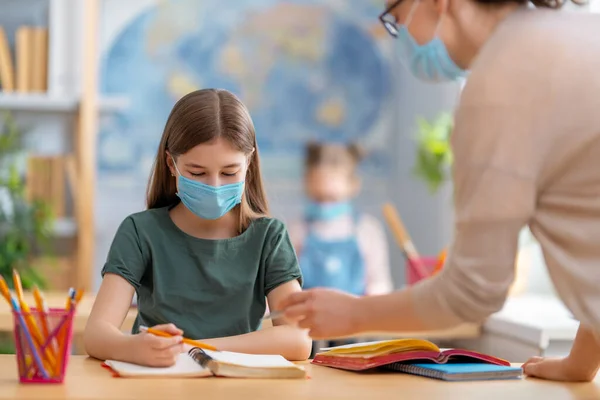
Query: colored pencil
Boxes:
[
  {"xmin": 56, "ymin": 288, "xmax": 76, "ymax": 375},
  {"xmin": 32, "ymin": 286, "xmax": 51, "ymax": 341},
  {"xmin": 12, "ymin": 270, "xmax": 56, "ymax": 374},
  {"xmin": 139, "ymin": 326, "xmax": 218, "ymax": 351},
  {"xmin": 8, "ymin": 293, "xmax": 49, "ymax": 379},
  {"xmin": 33, "ymin": 285, "xmax": 60, "ymax": 375}
]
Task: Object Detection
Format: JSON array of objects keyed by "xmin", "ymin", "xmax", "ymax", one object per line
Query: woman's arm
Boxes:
[{"xmin": 197, "ymin": 280, "xmax": 312, "ymax": 361}]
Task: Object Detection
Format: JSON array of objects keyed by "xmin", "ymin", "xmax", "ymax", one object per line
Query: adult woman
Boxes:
[{"xmin": 280, "ymin": 0, "xmax": 600, "ymax": 382}]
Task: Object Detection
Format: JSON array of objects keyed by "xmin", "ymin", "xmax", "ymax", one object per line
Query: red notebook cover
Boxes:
[{"xmin": 312, "ymin": 349, "xmax": 510, "ymax": 371}]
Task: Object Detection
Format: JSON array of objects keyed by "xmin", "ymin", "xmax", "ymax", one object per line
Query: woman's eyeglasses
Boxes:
[{"xmin": 379, "ymin": 0, "xmax": 403, "ymax": 38}]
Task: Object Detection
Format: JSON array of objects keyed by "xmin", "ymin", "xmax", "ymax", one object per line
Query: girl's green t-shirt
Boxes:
[{"xmin": 101, "ymin": 206, "xmax": 302, "ymax": 340}]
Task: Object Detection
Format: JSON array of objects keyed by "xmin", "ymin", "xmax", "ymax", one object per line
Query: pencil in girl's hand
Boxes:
[
  {"xmin": 139, "ymin": 325, "xmax": 218, "ymax": 351},
  {"xmin": 262, "ymin": 310, "xmax": 285, "ymax": 320}
]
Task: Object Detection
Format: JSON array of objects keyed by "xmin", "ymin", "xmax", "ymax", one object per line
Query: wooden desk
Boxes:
[
  {"xmin": 0, "ymin": 292, "xmax": 137, "ymax": 333},
  {"xmin": 351, "ymin": 323, "xmax": 481, "ymax": 341},
  {"xmin": 0, "ymin": 356, "xmax": 598, "ymax": 400}
]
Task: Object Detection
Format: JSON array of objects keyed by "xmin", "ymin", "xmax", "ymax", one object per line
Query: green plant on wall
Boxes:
[
  {"xmin": 0, "ymin": 111, "xmax": 52, "ymax": 290},
  {"xmin": 412, "ymin": 112, "xmax": 454, "ymax": 194},
  {"xmin": 412, "ymin": 112, "xmax": 537, "ymax": 249}
]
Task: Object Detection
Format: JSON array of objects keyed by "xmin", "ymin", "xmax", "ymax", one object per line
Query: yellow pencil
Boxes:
[
  {"xmin": 33, "ymin": 285, "xmax": 60, "ymax": 375},
  {"xmin": 74, "ymin": 289, "xmax": 84, "ymax": 306},
  {"xmin": 32, "ymin": 286, "xmax": 50, "ymax": 340},
  {"xmin": 13, "ymin": 270, "xmax": 56, "ymax": 375},
  {"xmin": 140, "ymin": 326, "xmax": 218, "ymax": 351},
  {"xmin": 0, "ymin": 276, "xmax": 11, "ymax": 305},
  {"xmin": 56, "ymin": 288, "xmax": 75, "ymax": 375}
]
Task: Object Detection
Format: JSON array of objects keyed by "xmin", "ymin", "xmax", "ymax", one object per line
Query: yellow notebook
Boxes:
[
  {"xmin": 318, "ymin": 339, "xmax": 440, "ymax": 358},
  {"xmin": 104, "ymin": 348, "xmax": 307, "ymax": 379}
]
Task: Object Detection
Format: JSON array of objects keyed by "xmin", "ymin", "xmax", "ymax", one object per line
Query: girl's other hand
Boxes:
[{"xmin": 129, "ymin": 323, "xmax": 184, "ymax": 367}]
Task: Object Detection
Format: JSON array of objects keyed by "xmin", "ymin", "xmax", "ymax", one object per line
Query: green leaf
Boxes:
[{"xmin": 412, "ymin": 112, "xmax": 454, "ymax": 194}]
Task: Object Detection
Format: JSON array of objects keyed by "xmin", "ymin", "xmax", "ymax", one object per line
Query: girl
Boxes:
[
  {"xmin": 84, "ymin": 89, "xmax": 311, "ymax": 367},
  {"xmin": 288, "ymin": 142, "xmax": 393, "ymax": 352},
  {"xmin": 280, "ymin": 0, "xmax": 600, "ymax": 383},
  {"xmin": 288, "ymin": 142, "xmax": 393, "ymax": 298}
]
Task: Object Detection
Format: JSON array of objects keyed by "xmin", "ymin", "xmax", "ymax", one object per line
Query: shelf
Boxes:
[
  {"xmin": 52, "ymin": 217, "xmax": 77, "ymax": 238},
  {"xmin": 0, "ymin": 93, "xmax": 130, "ymax": 113}
]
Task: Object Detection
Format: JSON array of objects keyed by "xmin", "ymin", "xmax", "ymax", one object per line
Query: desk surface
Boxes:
[
  {"xmin": 0, "ymin": 356, "xmax": 599, "ymax": 400},
  {"xmin": 0, "ymin": 293, "xmax": 137, "ymax": 333}
]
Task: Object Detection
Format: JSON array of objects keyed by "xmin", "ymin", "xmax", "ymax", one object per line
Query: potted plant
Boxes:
[
  {"xmin": 412, "ymin": 112, "xmax": 454, "ymax": 194},
  {"xmin": 0, "ymin": 112, "xmax": 56, "ymax": 354},
  {"xmin": 0, "ymin": 111, "xmax": 53, "ymax": 290}
]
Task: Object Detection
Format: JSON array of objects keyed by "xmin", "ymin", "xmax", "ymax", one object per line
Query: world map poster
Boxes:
[{"xmin": 98, "ymin": 0, "xmax": 397, "ymax": 185}]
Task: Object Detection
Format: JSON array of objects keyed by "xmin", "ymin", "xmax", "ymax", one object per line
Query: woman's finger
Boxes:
[
  {"xmin": 283, "ymin": 302, "xmax": 312, "ymax": 321},
  {"xmin": 279, "ymin": 290, "xmax": 313, "ymax": 311}
]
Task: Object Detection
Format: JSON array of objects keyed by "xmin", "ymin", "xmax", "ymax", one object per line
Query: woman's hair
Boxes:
[
  {"xmin": 304, "ymin": 141, "xmax": 365, "ymax": 175},
  {"xmin": 476, "ymin": 0, "xmax": 586, "ymax": 8},
  {"xmin": 146, "ymin": 88, "xmax": 269, "ymax": 231}
]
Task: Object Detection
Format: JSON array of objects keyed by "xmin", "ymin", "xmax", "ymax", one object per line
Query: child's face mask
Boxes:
[
  {"xmin": 171, "ymin": 156, "xmax": 244, "ymax": 220},
  {"xmin": 305, "ymin": 201, "xmax": 352, "ymax": 221}
]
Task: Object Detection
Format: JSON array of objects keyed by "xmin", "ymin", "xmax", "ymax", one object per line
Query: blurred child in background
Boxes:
[{"xmin": 288, "ymin": 141, "xmax": 393, "ymax": 351}]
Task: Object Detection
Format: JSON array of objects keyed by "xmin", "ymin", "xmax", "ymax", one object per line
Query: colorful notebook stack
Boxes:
[{"xmin": 313, "ymin": 339, "xmax": 523, "ymax": 381}]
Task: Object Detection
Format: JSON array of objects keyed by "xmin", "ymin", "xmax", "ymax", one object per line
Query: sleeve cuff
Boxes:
[{"xmin": 101, "ymin": 264, "xmax": 141, "ymax": 290}]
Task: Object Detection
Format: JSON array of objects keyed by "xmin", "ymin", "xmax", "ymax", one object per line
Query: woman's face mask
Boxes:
[{"xmin": 381, "ymin": 0, "xmax": 468, "ymax": 82}]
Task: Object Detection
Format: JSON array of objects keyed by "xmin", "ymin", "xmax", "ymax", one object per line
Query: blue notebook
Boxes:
[{"xmin": 386, "ymin": 363, "xmax": 523, "ymax": 382}]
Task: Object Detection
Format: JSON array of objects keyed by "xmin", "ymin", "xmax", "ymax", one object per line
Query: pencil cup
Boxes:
[
  {"xmin": 12, "ymin": 308, "xmax": 75, "ymax": 383},
  {"xmin": 406, "ymin": 257, "xmax": 442, "ymax": 285}
]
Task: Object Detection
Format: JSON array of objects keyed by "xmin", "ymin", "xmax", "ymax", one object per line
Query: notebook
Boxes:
[
  {"xmin": 386, "ymin": 363, "xmax": 523, "ymax": 382},
  {"xmin": 103, "ymin": 348, "xmax": 307, "ymax": 379},
  {"xmin": 312, "ymin": 339, "xmax": 512, "ymax": 372}
]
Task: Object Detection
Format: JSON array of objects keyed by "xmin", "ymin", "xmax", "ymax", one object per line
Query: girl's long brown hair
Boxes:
[{"xmin": 146, "ymin": 89, "xmax": 269, "ymax": 231}]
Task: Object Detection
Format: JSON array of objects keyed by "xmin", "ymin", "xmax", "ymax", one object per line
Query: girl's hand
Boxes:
[
  {"xmin": 129, "ymin": 323, "xmax": 184, "ymax": 367},
  {"xmin": 523, "ymin": 356, "xmax": 599, "ymax": 382}
]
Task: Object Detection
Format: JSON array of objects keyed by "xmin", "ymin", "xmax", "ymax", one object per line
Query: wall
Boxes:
[{"xmin": 92, "ymin": 0, "xmax": 462, "ymax": 291}]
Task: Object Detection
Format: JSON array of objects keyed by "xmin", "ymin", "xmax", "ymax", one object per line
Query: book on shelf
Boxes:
[
  {"xmin": 312, "ymin": 339, "xmax": 522, "ymax": 381},
  {"xmin": 0, "ymin": 27, "xmax": 15, "ymax": 92},
  {"xmin": 0, "ymin": 24, "xmax": 48, "ymax": 94},
  {"xmin": 103, "ymin": 347, "xmax": 307, "ymax": 379},
  {"xmin": 26, "ymin": 155, "xmax": 67, "ymax": 219}
]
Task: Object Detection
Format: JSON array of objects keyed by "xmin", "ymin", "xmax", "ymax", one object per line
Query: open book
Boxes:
[
  {"xmin": 103, "ymin": 348, "xmax": 306, "ymax": 379},
  {"xmin": 312, "ymin": 339, "xmax": 514, "ymax": 372}
]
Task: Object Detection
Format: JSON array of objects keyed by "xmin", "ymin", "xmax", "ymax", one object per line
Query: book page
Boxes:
[
  {"xmin": 105, "ymin": 353, "xmax": 211, "ymax": 377},
  {"xmin": 202, "ymin": 350, "xmax": 298, "ymax": 369},
  {"xmin": 318, "ymin": 339, "xmax": 440, "ymax": 357}
]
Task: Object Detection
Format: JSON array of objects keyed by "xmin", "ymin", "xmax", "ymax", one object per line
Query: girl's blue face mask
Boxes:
[
  {"xmin": 395, "ymin": 0, "xmax": 467, "ymax": 82},
  {"xmin": 171, "ymin": 157, "xmax": 244, "ymax": 220},
  {"xmin": 305, "ymin": 201, "xmax": 352, "ymax": 221}
]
